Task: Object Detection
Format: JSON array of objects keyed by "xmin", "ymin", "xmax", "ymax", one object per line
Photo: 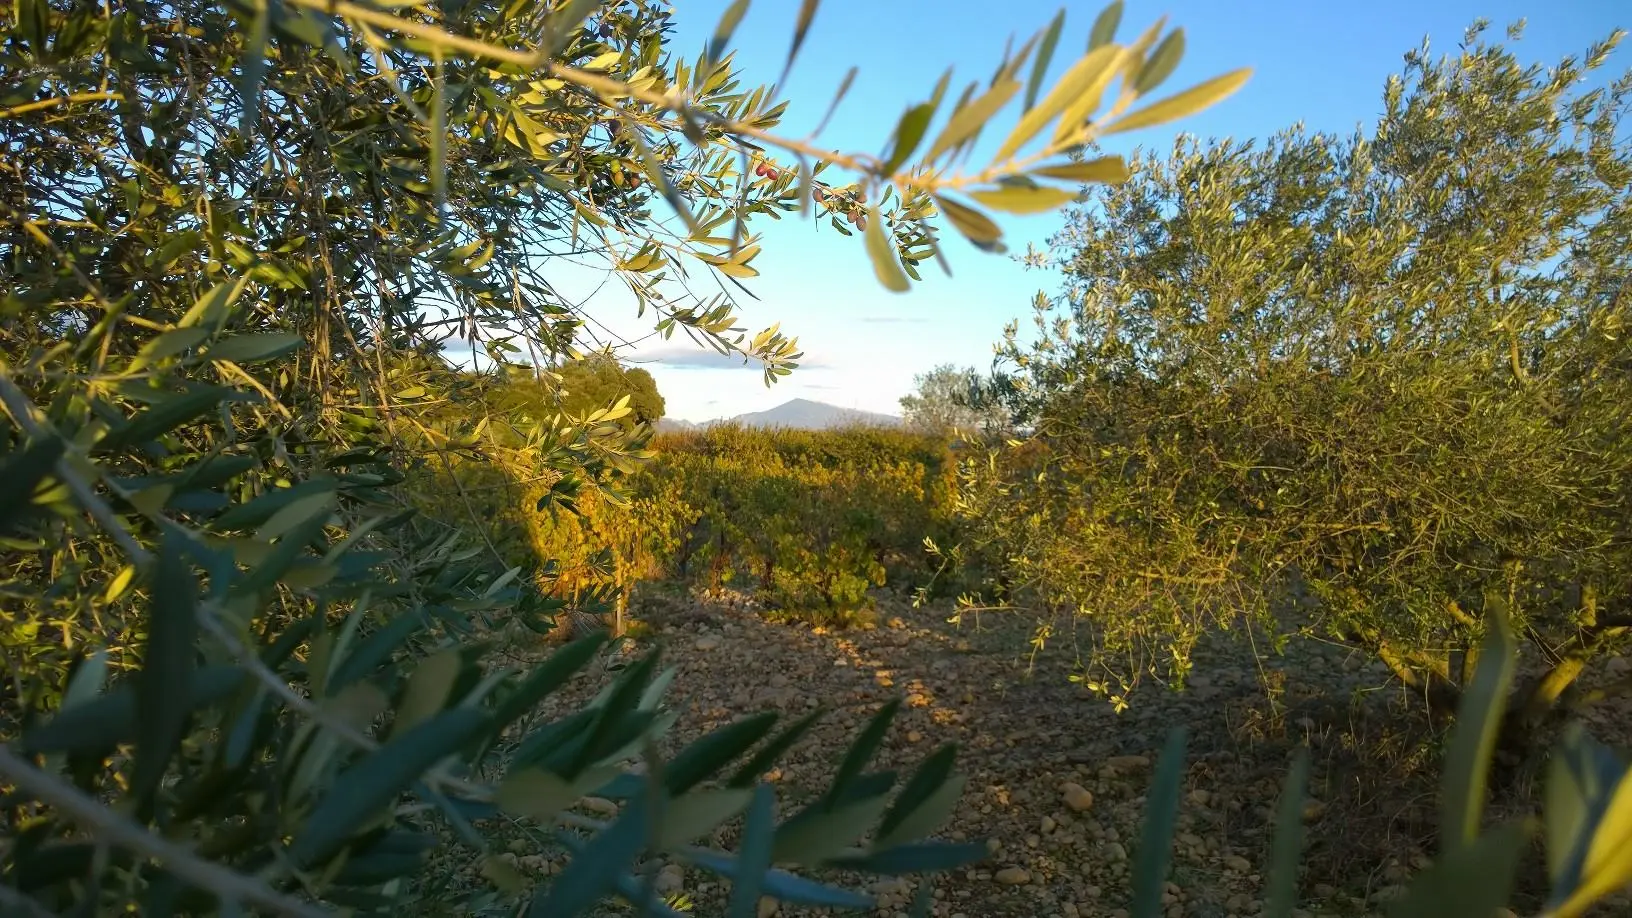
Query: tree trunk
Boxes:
[
  {"xmin": 1514, "ymin": 654, "xmax": 1587, "ymax": 729},
  {"xmin": 1375, "ymin": 640, "xmax": 1461, "ymax": 716}
]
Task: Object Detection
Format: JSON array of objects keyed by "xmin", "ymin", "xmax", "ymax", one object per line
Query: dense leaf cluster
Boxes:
[{"xmin": 518, "ymin": 425, "xmax": 959, "ymax": 623}]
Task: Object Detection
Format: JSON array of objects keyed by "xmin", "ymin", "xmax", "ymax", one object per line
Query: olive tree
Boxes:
[
  {"xmin": 965, "ymin": 21, "xmax": 1632, "ymax": 720},
  {"xmin": 0, "ymin": 0, "xmax": 1243, "ymax": 912},
  {"xmin": 899, "ymin": 363, "xmax": 1009, "ymax": 437}
]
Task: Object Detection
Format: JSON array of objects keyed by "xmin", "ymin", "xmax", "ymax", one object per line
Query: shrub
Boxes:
[
  {"xmin": 965, "ymin": 21, "xmax": 1632, "ymax": 719},
  {"xmin": 523, "ymin": 425, "xmax": 960, "ymax": 622}
]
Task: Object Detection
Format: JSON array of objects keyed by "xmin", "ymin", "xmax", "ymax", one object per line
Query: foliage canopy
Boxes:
[
  {"xmin": 965, "ymin": 21, "xmax": 1632, "ymax": 720},
  {"xmin": 0, "ymin": 0, "xmax": 1249, "ymax": 912}
]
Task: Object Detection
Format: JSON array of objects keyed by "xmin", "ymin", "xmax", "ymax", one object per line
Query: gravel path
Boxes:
[{"xmin": 464, "ymin": 589, "xmax": 1632, "ymax": 918}]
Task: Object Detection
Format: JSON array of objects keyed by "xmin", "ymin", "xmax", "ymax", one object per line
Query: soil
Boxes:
[{"xmin": 453, "ymin": 588, "xmax": 1632, "ymax": 918}]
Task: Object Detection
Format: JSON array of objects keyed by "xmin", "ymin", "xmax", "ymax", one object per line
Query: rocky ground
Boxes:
[{"xmin": 446, "ymin": 589, "xmax": 1632, "ymax": 918}]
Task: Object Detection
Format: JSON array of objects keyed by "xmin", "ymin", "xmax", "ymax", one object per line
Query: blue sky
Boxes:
[{"xmin": 562, "ymin": 0, "xmax": 1625, "ymax": 423}]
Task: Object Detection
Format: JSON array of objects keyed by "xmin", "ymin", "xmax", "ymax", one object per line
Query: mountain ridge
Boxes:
[{"xmin": 655, "ymin": 397, "xmax": 901, "ymax": 432}]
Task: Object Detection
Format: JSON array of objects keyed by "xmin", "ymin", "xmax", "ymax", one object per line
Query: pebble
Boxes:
[
  {"xmin": 654, "ymin": 864, "xmax": 684, "ymax": 894},
  {"xmin": 693, "ymin": 634, "xmax": 722, "ymax": 651},
  {"xmin": 995, "ymin": 866, "xmax": 1031, "ymax": 885},
  {"xmin": 1106, "ymin": 755, "xmax": 1151, "ymax": 771},
  {"xmin": 1224, "ymin": 854, "xmax": 1253, "ymax": 873},
  {"xmin": 1061, "ymin": 782, "xmax": 1095, "ymax": 812}
]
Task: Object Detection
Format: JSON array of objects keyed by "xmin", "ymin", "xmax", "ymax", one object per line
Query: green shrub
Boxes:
[
  {"xmin": 522, "ymin": 424, "xmax": 960, "ymax": 622},
  {"xmin": 965, "ymin": 21, "xmax": 1632, "ymax": 718}
]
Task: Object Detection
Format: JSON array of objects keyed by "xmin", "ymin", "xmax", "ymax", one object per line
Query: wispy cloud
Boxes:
[
  {"xmin": 858, "ymin": 315, "xmax": 930, "ymax": 325},
  {"xmin": 634, "ymin": 346, "xmax": 830, "ymax": 371}
]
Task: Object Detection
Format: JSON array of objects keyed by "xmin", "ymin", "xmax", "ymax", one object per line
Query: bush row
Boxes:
[{"xmin": 522, "ymin": 424, "xmax": 960, "ymax": 621}]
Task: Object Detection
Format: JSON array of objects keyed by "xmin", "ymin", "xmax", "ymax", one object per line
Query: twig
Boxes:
[
  {"xmin": 0, "ymin": 746, "xmax": 329, "ymax": 918},
  {"xmin": 275, "ymin": 0, "xmax": 1077, "ymax": 197},
  {"xmin": 0, "ymin": 92, "xmax": 124, "ymax": 120}
]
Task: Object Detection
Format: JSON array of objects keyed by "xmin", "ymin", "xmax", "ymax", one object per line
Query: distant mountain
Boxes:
[
  {"xmin": 732, "ymin": 398, "xmax": 901, "ymax": 430},
  {"xmin": 654, "ymin": 398, "xmax": 901, "ymax": 432},
  {"xmin": 653, "ymin": 417, "xmax": 702, "ymax": 433}
]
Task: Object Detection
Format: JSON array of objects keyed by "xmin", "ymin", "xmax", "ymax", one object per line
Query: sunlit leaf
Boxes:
[
  {"xmin": 430, "ymin": 52, "xmax": 447, "ymax": 212},
  {"xmin": 1102, "ymin": 67, "xmax": 1252, "ymax": 135},
  {"xmin": 1032, "ymin": 155, "xmax": 1129, "ymax": 183},
  {"xmin": 863, "ymin": 207, "xmax": 910, "ymax": 292},
  {"xmin": 968, "ymin": 184, "xmax": 1077, "ymax": 214},
  {"xmin": 995, "ymin": 44, "xmax": 1121, "ymax": 161},
  {"xmin": 178, "ymin": 276, "xmax": 250, "ymax": 330}
]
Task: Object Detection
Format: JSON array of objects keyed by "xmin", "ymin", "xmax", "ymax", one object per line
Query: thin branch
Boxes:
[
  {"xmin": 0, "ymin": 746, "xmax": 329, "ymax": 918},
  {"xmin": 275, "ymin": 0, "xmax": 1080, "ymax": 199},
  {"xmin": 0, "ymin": 92, "xmax": 124, "ymax": 120}
]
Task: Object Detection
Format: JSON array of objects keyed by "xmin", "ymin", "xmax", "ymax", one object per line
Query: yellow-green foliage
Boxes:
[{"xmin": 523, "ymin": 424, "xmax": 957, "ymax": 618}]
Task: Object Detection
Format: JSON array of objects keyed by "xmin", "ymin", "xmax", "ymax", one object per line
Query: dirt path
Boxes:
[{"xmin": 469, "ymin": 590, "xmax": 1632, "ymax": 918}]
